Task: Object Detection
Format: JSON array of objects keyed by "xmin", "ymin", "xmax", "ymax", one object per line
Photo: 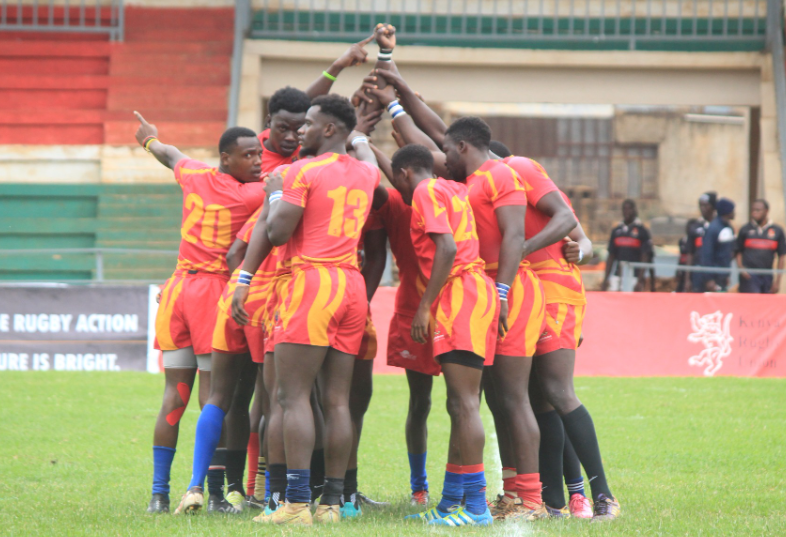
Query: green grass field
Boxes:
[{"xmin": 1, "ymin": 373, "xmax": 784, "ymax": 536}]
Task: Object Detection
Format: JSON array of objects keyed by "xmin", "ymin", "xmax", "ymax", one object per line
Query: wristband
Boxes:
[
  {"xmin": 495, "ymin": 282, "xmax": 510, "ymax": 301},
  {"xmin": 237, "ymin": 270, "xmax": 253, "ymax": 286},
  {"xmin": 387, "ymin": 100, "xmax": 406, "ymax": 120},
  {"xmin": 322, "ymin": 70, "xmax": 337, "ymax": 82},
  {"xmin": 143, "ymin": 136, "xmax": 158, "ymax": 152},
  {"xmin": 578, "ymin": 249, "xmax": 584, "ymax": 263},
  {"xmin": 268, "ymin": 190, "xmax": 283, "ymax": 204},
  {"xmin": 351, "ymin": 136, "xmax": 368, "ymax": 148},
  {"xmin": 377, "ymin": 50, "xmax": 392, "ymax": 61}
]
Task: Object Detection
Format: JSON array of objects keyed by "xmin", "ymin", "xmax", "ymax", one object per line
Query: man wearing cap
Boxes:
[
  {"xmin": 698, "ymin": 197, "xmax": 736, "ymax": 292},
  {"xmin": 684, "ymin": 192, "xmax": 717, "ymax": 292},
  {"xmin": 735, "ymin": 199, "xmax": 786, "ymax": 294}
]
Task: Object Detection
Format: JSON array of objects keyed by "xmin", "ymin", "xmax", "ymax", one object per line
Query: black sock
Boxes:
[
  {"xmin": 536, "ymin": 411, "xmax": 565, "ymax": 509},
  {"xmin": 343, "ymin": 468, "xmax": 358, "ymax": 503},
  {"xmin": 268, "ymin": 463, "xmax": 287, "ymax": 508},
  {"xmin": 207, "ymin": 448, "xmax": 226, "ymax": 498},
  {"xmin": 320, "ymin": 477, "xmax": 344, "ymax": 506},
  {"xmin": 560, "ymin": 405, "xmax": 613, "ymax": 501},
  {"xmin": 310, "ymin": 449, "xmax": 325, "ymax": 502},
  {"xmin": 225, "ymin": 449, "xmax": 246, "ymax": 495},
  {"xmin": 562, "ymin": 435, "xmax": 583, "ymax": 483}
]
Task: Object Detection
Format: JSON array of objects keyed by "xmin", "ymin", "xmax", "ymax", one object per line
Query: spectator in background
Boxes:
[
  {"xmin": 698, "ymin": 197, "xmax": 736, "ymax": 292},
  {"xmin": 602, "ymin": 199, "xmax": 655, "ymax": 292},
  {"xmin": 675, "ymin": 218, "xmax": 699, "ymax": 292},
  {"xmin": 684, "ymin": 192, "xmax": 717, "ymax": 292},
  {"xmin": 736, "ymin": 199, "xmax": 786, "ymax": 294}
]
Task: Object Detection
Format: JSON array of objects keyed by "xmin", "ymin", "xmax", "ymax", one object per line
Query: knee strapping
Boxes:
[{"xmin": 165, "ymin": 382, "xmax": 191, "ymax": 426}]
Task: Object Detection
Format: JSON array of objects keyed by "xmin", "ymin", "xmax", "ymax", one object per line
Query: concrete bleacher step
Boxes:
[
  {"xmin": 0, "ymin": 74, "xmax": 231, "ymax": 89},
  {"xmin": 0, "ymin": 41, "xmax": 111, "ymax": 57},
  {"xmin": 0, "ymin": 57, "xmax": 109, "ymax": 76},
  {"xmin": 107, "ymin": 86, "xmax": 228, "ymax": 111},
  {"xmin": 109, "ymin": 59, "xmax": 230, "ymax": 78},
  {"xmin": 0, "ymin": 89, "xmax": 106, "ymax": 109},
  {"xmin": 118, "ymin": 41, "xmax": 233, "ymax": 55},
  {"xmin": 104, "ymin": 121, "xmax": 226, "ymax": 146}
]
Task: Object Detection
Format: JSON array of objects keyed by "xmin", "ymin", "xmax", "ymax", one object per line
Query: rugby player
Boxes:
[
  {"xmin": 504, "ymin": 154, "xmax": 621, "ymax": 521},
  {"xmin": 134, "ymin": 113, "xmax": 267, "ymax": 514},
  {"xmin": 736, "ymin": 199, "xmax": 786, "ymax": 293},
  {"xmin": 254, "ymin": 94, "xmax": 383, "ymax": 525},
  {"xmin": 602, "ymin": 199, "xmax": 655, "ymax": 292},
  {"xmin": 441, "ymin": 117, "xmax": 547, "ymax": 521},
  {"xmin": 685, "ymin": 192, "xmax": 717, "ymax": 292},
  {"xmin": 391, "ymin": 144, "xmax": 499, "ymax": 527}
]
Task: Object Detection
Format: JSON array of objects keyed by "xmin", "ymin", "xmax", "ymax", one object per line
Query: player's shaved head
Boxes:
[
  {"xmin": 445, "ymin": 117, "xmax": 492, "ymax": 151},
  {"xmin": 489, "ymin": 140, "xmax": 512, "ymax": 158},
  {"xmin": 218, "ymin": 127, "xmax": 262, "ymax": 183},
  {"xmin": 392, "ymin": 144, "xmax": 434, "ymax": 173},
  {"xmin": 310, "ymin": 94, "xmax": 357, "ymax": 133}
]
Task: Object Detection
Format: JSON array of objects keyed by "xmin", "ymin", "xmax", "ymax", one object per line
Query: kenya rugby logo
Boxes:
[{"xmin": 687, "ymin": 311, "xmax": 733, "ymax": 377}]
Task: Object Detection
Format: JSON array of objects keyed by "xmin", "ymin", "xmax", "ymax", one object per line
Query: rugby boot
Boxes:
[
  {"xmin": 270, "ymin": 501, "xmax": 313, "ymax": 525},
  {"xmin": 207, "ymin": 494, "xmax": 241, "ymax": 514},
  {"xmin": 173, "ymin": 486, "xmax": 203, "ymax": 515},
  {"xmin": 545, "ymin": 504, "xmax": 571, "ymax": 518},
  {"xmin": 146, "ymin": 493, "xmax": 170, "ymax": 514},
  {"xmin": 225, "ymin": 490, "xmax": 245, "ymax": 511},
  {"xmin": 591, "ymin": 494, "xmax": 621, "ymax": 522},
  {"xmin": 410, "ymin": 490, "xmax": 430, "ymax": 507},
  {"xmin": 489, "ymin": 494, "xmax": 517, "ymax": 520},
  {"xmin": 357, "ymin": 491, "xmax": 390, "ymax": 508},
  {"xmin": 429, "ymin": 506, "xmax": 493, "ymax": 526},
  {"xmin": 245, "ymin": 495, "xmax": 265, "ymax": 510},
  {"xmin": 505, "ymin": 499, "xmax": 549, "ymax": 521},
  {"xmin": 252, "ymin": 496, "xmax": 281, "ymax": 523},
  {"xmin": 315, "ymin": 504, "xmax": 342, "ymax": 523},
  {"xmin": 405, "ymin": 504, "xmax": 457, "ymax": 522},
  {"xmin": 569, "ymin": 493, "xmax": 593, "ymax": 519},
  {"xmin": 340, "ymin": 496, "xmax": 361, "ymax": 518}
]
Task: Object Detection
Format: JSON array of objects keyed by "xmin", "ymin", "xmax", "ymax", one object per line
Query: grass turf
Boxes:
[{"xmin": 0, "ymin": 373, "xmax": 784, "ymax": 536}]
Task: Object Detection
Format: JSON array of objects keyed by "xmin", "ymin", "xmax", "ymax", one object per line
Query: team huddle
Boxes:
[{"xmin": 138, "ymin": 24, "xmax": 620, "ymax": 527}]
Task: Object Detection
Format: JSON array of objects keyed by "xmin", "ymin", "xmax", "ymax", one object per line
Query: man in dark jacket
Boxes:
[{"xmin": 698, "ymin": 198, "xmax": 736, "ymax": 292}]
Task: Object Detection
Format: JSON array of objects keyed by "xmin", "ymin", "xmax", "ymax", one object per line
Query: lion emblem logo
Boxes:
[{"xmin": 687, "ymin": 311, "xmax": 733, "ymax": 377}]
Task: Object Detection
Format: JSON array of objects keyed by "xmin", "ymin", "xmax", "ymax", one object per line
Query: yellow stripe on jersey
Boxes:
[
  {"xmin": 290, "ymin": 153, "xmax": 340, "ymax": 205},
  {"xmin": 426, "ymin": 179, "xmax": 447, "ymax": 219}
]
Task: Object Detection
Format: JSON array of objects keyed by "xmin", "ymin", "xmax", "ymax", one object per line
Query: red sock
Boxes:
[
  {"xmin": 246, "ymin": 433, "xmax": 259, "ymax": 494},
  {"xmin": 502, "ymin": 467, "xmax": 518, "ymax": 499},
  {"xmin": 516, "ymin": 473, "xmax": 542, "ymax": 507}
]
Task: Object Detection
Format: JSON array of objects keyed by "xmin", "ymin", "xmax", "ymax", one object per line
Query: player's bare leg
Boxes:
[
  {"xmin": 405, "ymin": 370, "xmax": 432, "ymax": 505},
  {"xmin": 342, "ymin": 359, "xmax": 374, "ymax": 516},
  {"xmin": 149, "ymin": 364, "xmax": 197, "ymax": 513},
  {"xmin": 533, "ymin": 349, "xmax": 620, "ymax": 521},
  {"xmin": 310, "ymin": 383, "xmax": 326, "ymax": 502},
  {"xmin": 485, "ymin": 354, "xmax": 544, "ymax": 520}
]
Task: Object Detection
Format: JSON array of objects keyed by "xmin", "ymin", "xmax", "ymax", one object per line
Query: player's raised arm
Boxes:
[
  {"xmin": 306, "ymin": 34, "xmax": 376, "ymax": 100},
  {"xmin": 133, "ymin": 111, "xmax": 188, "ymax": 170}
]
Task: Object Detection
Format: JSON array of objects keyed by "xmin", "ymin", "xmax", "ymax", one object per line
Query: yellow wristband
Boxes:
[{"xmin": 144, "ymin": 137, "xmax": 158, "ymax": 152}]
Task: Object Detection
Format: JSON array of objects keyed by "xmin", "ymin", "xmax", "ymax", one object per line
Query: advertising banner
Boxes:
[
  {"xmin": 0, "ymin": 285, "xmax": 149, "ymax": 372},
  {"xmin": 368, "ymin": 288, "xmax": 786, "ymax": 377}
]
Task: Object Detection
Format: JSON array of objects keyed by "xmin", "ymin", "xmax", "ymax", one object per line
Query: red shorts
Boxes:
[
  {"xmin": 264, "ymin": 272, "xmax": 291, "ymax": 355},
  {"xmin": 356, "ymin": 313, "xmax": 377, "ymax": 360},
  {"xmin": 275, "ymin": 265, "xmax": 368, "ymax": 356},
  {"xmin": 155, "ymin": 271, "xmax": 228, "ymax": 355},
  {"xmin": 432, "ymin": 270, "xmax": 499, "ymax": 366},
  {"xmin": 492, "ymin": 266, "xmax": 546, "ymax": 358},
  {"xmin": 211, "ymin": 307, "xmax": 267, "ymax": 363},
  {"xmin": 535, "ymin": 302, "xmax": 586, "ymax": 356},
  {"xmin": 387, "ymin": 311, "xmax": 440, "ymax": 376}
]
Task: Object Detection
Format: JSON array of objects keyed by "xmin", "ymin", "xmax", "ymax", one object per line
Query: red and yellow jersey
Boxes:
[
  {"xmin": 503, "ymin": 156, "xmax": 585, "ymax": 306},
  {"xmin": 281, "ymin": 153, "xmax": 380, "ymax": 268},
  {"xmin": 173, "ymin": 158, "xmax": 266, "ymax": 276},
  {"xmin": 258, "ymin": 128, "xmax": 300, "ymax": 173},
  {"xmin": 410, "ymin": 178, "xmax": 484, "ymax": 280},
  {"xmin": 466, "ymin": 159, "xmax": 528, "ymax": 276},
  {"xmin": 376, "ymin": 187, "xmax": 426, "ymax": 317}
]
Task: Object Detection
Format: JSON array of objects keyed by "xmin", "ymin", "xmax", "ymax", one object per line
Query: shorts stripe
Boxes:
[
  {"xmin": 305, "ymin": 266, "xmax": 347, "ymax": 346},
  {"xmin": 280, "ymin": 272, "xmax": 305, "ymax": 333},
  {"xmin": 469, "ymin": 271, "xmax": 494, "ymax": 360},
  {"xmin": 573, "ymin": 304, "xmax": 586, "ymax": 344},
  {"xmin": 524, "ymin": 275, "xmax": 545, "ymax": 354},
  {"xmin": 155, "ymin": 277, "xmax": 184, "ymax": 350},
  {"xmin": 436, "ymin": 275, "xmax": 464, "ymax": 339}
]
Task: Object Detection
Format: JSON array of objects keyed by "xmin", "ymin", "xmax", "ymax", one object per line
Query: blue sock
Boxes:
[
  {"xmin": 463, "ymin": 467, "xmax": 487, "ymax": 516},
  {"xmin": 264, "ymin": 469, "xmax": 271, "ymax": 500},
  {"xmin": 408, "ymin": 452, "xmax": 428, "ymax": 493},
  {"xmin": 285, "ymin": 469, "xmax": 311, "ymax": 504},
  {"xmin": 188, "ymin": 404, "xmax": 225, "ymax": 490},
  {"xmin": 437, "ymin": 465, "xmax": 463, "ymax": 513},
  {"xmin": 566, "ymin": 477, "xmax": 585, "ymax": 497},
  {"xmin": 152, "ymin": 446, "xmax": 176, "ymax": 496}
]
